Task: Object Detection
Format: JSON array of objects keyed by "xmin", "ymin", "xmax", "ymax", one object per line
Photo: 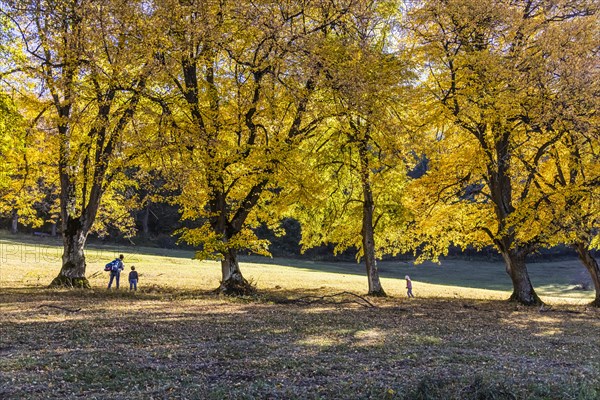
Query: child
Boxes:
[
  {"xmin": 129, "ymin": 266, "xmax": 139, "ymax": 291},
  {"xmin": 405, "ymin": 275, "xmax": 414, "ymax": 298}
]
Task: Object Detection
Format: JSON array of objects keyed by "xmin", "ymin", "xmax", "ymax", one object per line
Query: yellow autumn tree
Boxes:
[
  {"xmin": 287, "ymin": 0, "xmax": 416, "ymax": 296},
  {"xmin": 0, "ymin": 98, "xmax": 54, "ymax": 233},
  {"xmin": 4, "ymin": 0, "xmax": 160, "ymax": 287},
  {"xmin": 513, "ymin": 11, "xmax": 600, "ymax": 306},
  {"xmin": 148, "ymin": 0, "xmax": 355, "ymax": 294},
  {"xmin": 408, "ymin": 0, "xmax": 597, "ymax": 305},
  {"xmin": 0, "ymin": 14, "xmax": 48, "ymax": 232}
]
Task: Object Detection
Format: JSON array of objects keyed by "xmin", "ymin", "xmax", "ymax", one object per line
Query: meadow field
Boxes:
[{"xmin": 1, "ymin": 237, "xmax": 599, "ymax": 399}]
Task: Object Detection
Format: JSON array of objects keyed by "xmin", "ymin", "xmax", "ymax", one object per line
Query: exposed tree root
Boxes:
[
  {"xmin": 48, "ymin": 275, "xmax": 91, "ymax": 289},
  {"xmin": 217, "ymin": 278, "xmax": 257, "ymax": 296},
  {"xmin": 367, "ymin": 289, "xmax": 387, "ymax": 297},
  {"xmin": 508, "ymin": 292, "xmax": 543, "ymax": 306}
]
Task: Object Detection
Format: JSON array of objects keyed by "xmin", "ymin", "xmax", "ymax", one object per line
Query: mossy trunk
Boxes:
[
  {"xmin": 502, "ymin": 250, "xmax": 542, "ymax": 306},
  {"xmin": 219, "ymin": 248, "xmax": 255, "ymax": 295},
  {"xmin": 574, "ymin": 243, "xmax": 600, "ymax": 307},
  {"xmin": 49, "ymin": 274, "xmax": 90, "ymax": 289},
  {"xmin": 49, "ymin": 221, "xmax": 90, "ymax": 289}
]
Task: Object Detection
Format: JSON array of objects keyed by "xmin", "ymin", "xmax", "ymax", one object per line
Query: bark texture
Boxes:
[
  {"xmin": 49, "ymin": 219, "xmax": 90, "ymax": 289},
  {"xmin": 574, "ymin": 243, "xmax": 600, "ymax": 307},
  {"xmin": 501, "ymin": 249, "xmax": 542, "ymax": 306},
  {"xmin": 359, "ymin": 135, "xmax": 386, "ymax": 297},
  {"xmin": 218, "ymin": 249, "xmax": 255, "ymax": 295},
  {"xmin": 361, "ymin": 180, "xmax": 386, "ymax": 296}
]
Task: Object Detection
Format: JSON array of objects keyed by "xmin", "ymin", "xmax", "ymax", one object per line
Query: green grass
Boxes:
[{"xmin": 1, "ymin": 237, "xmax": 599, "ymax": 399}]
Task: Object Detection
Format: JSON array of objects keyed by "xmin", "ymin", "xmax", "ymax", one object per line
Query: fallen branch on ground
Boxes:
[
  {"xmin": 277, "ymin": 291, "xmax": 378, "ymax": 308},
  {"xmin": 37, "ymin": 305, "xmax": 81, "ymax": 313},
  {"xmin": 539, "ymin": 305, "xmax": 582, "ymax": 314}
]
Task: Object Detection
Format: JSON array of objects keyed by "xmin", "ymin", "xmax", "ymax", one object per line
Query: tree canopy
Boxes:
[{"xmin": 1, "ymin": 0, "xmax": 598, "ymax": 305}]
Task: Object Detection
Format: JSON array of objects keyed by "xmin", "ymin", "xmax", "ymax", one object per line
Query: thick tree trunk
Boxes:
[
  {"xmin": 49, "ymin": 219, "xmax": 90, "ymax": 288},
  {"xmin": 10, "ymin": 208, "xmax": 18, "ymax": 234},
  {"xmin": 362, "ymin": 197, "xmax": 386, "ymax": 297},
  {"xmin": 501, "ymin": 249, "xmax": 542, "ymax": 306},
  {"xmin": 219, "ymin": 248, "xmax": 254, "ymax": 295},
  {"xmin": 574, "ymin": 243, "xmax": 600, "ymax": 307}
]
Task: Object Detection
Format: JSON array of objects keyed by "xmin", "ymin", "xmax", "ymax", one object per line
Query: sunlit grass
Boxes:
[
  {"xmin": 0, "ymin": 237, "xmax": 595, "ymax": 306},
  {"xmin": 1, "ymin": 238, "xmax": 599, "ymax": 400}
]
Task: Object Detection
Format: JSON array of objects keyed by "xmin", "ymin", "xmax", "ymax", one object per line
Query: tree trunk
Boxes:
[
  {"xmin": 574, "ymin": 242, "xmax": 600, "ymax": 307},
  {"xmin": 49, "ymin": 218, "xmax": 90, "ymax": 288},
  {"xmin": 362, "ymin": 193, "xmax": 386, "ymax": 297},
  {"xmin": 142, "ymin": 203, "xmax": 150, "ymax": 237},
  {"xmin": 51, "ymin": 221, "xmax": 57, "ymax": 237},
  {"xmin": 10, "ymin": 208, "xmax": 18, "ymax": 234},
  {"xmin": 218, "ymin": 248, "xmax": 254, "ymax": 295},
  {"xmin": 501, "ymin": 249, "xmax": 542, "ymax": 306},
  {"xmin": 359, "ymin": 137, "xmax": 386, "ymax": 297}
]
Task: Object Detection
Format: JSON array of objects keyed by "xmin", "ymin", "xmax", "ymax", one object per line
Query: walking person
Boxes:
[
  {"xmin": 405, "ymin": 275, "xmax": 415, "ymax": 298},
  {"xmin": 129, "ymin": 266, "xmax": 139, "ymax": 291},
  {"xmin": 107, "ymin": 254, "xmax": 125, "ymax": 289}
]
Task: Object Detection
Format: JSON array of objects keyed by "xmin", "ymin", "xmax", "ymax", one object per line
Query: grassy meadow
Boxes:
[{"xmin": 1, "ymin": 237, "xmax": 599, "ymax": 399}]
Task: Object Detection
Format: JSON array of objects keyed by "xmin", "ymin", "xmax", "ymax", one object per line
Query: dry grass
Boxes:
[{"xmin": 1, "ymin": 239, "xmax": 599, "ymax": 399}]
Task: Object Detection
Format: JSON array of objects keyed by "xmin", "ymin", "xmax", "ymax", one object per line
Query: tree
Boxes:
[
  {"xmin": 409, "ymin": 0, "xmax": 597, "ymax": 305},
  {"xmin": 150, "ymin": 0, "xmax": 354, "ymax": 294},
  {"xmin": 516, "ymin": 14, "xmax": 600, "ymax": 305},
  {"xmin": 537, "ymin": 131, "xmax": 600, "ymax": 306},
  {"xmin": 0, "ymin": 94, "xmax": 25, "ymax": 230},
  {"xmin": 0, "ymin": 97, "xmax": 52, "ymax": 234},
  {"xmin": 0, "ymin": 13, "xmax": 46, "ymax": 233},
  {"xmin": 4, "ymin": 0, "xmax": 158, "ymax": 287},
  {"xmin": 289, "ymin": 1, "xmax": 414, "ymax": 296}
]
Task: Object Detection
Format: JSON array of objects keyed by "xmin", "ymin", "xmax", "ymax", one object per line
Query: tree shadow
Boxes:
[{"xmin": 1, "ymin": 294, "xmax": 598, "ymax": 399}]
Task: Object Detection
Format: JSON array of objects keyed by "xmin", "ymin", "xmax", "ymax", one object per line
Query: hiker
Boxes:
[
  {"xmin": 129, "ymin": 266, "xmax": 139, "ymax": 291},
  {"xmin": 107, "ymin": 254, "xmax": 125, "ymax": 289},
  {"xmin": 405, "ymin": 275, "xmax": 414, "ymax": 298}
]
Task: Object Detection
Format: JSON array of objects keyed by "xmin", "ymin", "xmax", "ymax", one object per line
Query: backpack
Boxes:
[{"xmin": 105, "ymin": 259, "xmax": 121, "ymax": 272}]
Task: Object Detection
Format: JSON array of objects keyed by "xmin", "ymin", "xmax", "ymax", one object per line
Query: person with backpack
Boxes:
[{"xmin": 106, "ymin": 254, "xmax": 125, "ymax": 289}]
